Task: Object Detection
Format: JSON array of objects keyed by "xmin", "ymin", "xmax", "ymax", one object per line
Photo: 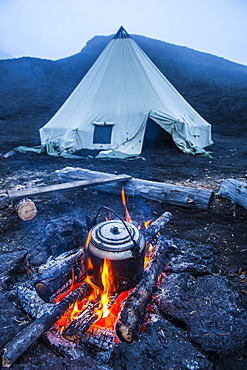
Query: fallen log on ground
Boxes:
[
  {"xmin": 116, "ymin": 234, "xmax": 169, "ymax": 342},
  {"xmin": 2, "ymin": 282, "xmax": 93, "ymax": 368},
  {"xmin": 218, "ymin": 178, "xmax": 247, "ymax": 211},
  {"xmin": 5, "ymin": 173, "xmax": 131, "ymax": 201},
  {"xmin": 58, "ymin": 167, "xmax": 214, "ymax": 210}
]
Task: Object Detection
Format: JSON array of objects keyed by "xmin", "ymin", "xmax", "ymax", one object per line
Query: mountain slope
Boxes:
[{"xmin": 0, "ymin": 34, "xmax": 246, "ymax": 147}]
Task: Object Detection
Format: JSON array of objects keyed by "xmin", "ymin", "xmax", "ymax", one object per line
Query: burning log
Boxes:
[
  {"xmin": 62, "ymin": 294, "xmax": 118, "ymax": 341},
  {"xmin": 62, "ymin": 296, "xmax": 101, "ymax": 341},
  {"xmin": 35, "ymin": 249, "xmax": 85, "ymax": 303},
  {"xmin": 82, "ymin": 326, "xmax": 115, "ymax": 363},
  {"xmin": 58, "ymin": 167, "xmax": 214, "ymax": 209},
  {"xmin": 218, "ymin": 178, "xmax": 247, "ymax": 211},
  {"xmin": 83, "ymin": 326, "xmax": 115, "ymax": 352},
  {"xmin": 35, "ymin": 262, "xmax": 85, "ymax": 303},
  {"xmin": 144, "ymin": 211, "xmax": 172, "ymax": 242},
  {"xmin": 116, "ymin": 234, "xmax": 169, "ymax": 343},
  {"xmin": 2, "ymin": 282, "xmax": 93, "ymax": 368}
]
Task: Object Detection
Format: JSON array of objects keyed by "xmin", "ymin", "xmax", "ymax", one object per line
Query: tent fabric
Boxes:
[
  {"xmin": 14, "ymin": 144, "xmax": 84, "ymax": 159},
  {"xmin": 40, "ymin": 26, "xmax": 213, "ymax": 158}
]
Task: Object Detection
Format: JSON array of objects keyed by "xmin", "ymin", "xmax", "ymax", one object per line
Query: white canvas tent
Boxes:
[{"xmin": 39, "ymin": 27, "xmax": 213, "ymax": 158}]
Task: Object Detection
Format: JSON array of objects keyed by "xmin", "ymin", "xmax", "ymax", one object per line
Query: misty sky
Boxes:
[{"xmin": 0, "ymin": 0, "xmax": 246, "ymax": 65}]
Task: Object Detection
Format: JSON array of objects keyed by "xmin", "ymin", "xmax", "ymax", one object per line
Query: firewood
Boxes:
[
  {"xmin": 218, "ymin": 178, "xmax": 247, "ymax": 211},
  {"xmin": 82, "ymin": 326, "xmax": 115, "ymax": 352},
  {"xmin": 62, "ymin": 296, "xmax": 101, "ymax": 341},
  {"xmin": 35, "ymin": 249, "xmax": 85, "ymax": 303},
  {"xmin": 35, "ymin": 263, "xmax": 85, "ymax": 303},
  {"xmin": 16, "ymin": 198, "xmax": 37, "ymax": 221},
  {"xmin": 7, "ymin": 174, "xmax": 131, "ymax": 200},
  {"xmin": 62, "ymin": 294, "xmax": 118, "ymax": 341},
  {"xmin": 2, "ymin": 282, "xmax": 93, "ymax": 368},
  {"xmin": 144, "ymin": 211, "xmax": 172, "ymax": 241},
  {"xmin": 116, "ymin": 234, "xmax": 169, "ymax": 342},
  {"xmin": 58, "ymin": 167, "xmax": 214, "ymax": 209}
]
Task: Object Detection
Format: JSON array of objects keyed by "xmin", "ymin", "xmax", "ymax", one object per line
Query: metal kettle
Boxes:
[{"xmin": 84, "ymin": 208, "xmax": 145, "ymax": 293}]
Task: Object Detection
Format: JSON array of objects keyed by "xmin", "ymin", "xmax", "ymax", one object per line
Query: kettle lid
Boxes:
[{"xmin": 91, "ymin": 220, "xmax": 141, "ymax": 252}]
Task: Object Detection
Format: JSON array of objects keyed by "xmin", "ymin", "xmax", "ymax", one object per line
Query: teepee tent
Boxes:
[{"xmin": 39, "ymin": 27, "xmax": 213, "ymax": 158}]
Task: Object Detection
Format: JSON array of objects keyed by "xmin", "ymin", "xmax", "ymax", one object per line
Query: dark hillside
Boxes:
[{"xmin": 0, "ymin": 33, "xmax": 246, "ymax": 148}]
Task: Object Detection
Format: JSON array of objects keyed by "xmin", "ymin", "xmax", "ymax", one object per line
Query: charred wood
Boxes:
[
  {"xmin": 82, "ymin": 326, "xmax": 115, "ymax": 363},
  {"xmin": 62, "ymin": 294, "xmax": 118, "ymax": 341},
  {"xmin": 116, "ymin": 234, "xmax": 169, "ymax": 343},
  {"xmin": 62, "ymin": 297, "xmax": 100, "ymax": 341},
  {"xmin": 144, "ymin": 211, "xmax": 172, "ymax": 242},
  {"xmin": 218, "ymin": 178, "xmax": 247, "ymax": 211},
  {"xmin": 2, "ymin": 282, "xmax": 92, "ymax": 368},
  {"xmin": 35, "ymin": 249, "xmax": 85, "ymax": 303},
  {"xmin": 82, "ymin": 326, "xmax": 115, "ymax": 352},
  {"xmin": 58, "ymin": 167, "xmax": 214, "ymax": 209}
]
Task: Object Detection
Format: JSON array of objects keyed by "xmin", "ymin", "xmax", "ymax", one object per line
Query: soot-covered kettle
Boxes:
[{"xmin": 85, "ymin": 207, "xmax": 145, "ymax": 293}]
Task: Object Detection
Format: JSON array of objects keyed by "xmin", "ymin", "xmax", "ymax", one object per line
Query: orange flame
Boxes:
[
  {"xmin": 85, "ymin": 229, "xmax": 92, "ymax": 250},
  {"xmin": 144, "ymin": 243, "xmax": 154, "ymax": 268},
  {"xmin": 144, "ymin": 219, "xmax": 152, "ymax": 229},
  {"xmin": 121, "ymin": 188, "xmax": 132, "ymax": 222},
  {"xmin": 96, "ymin": 259, "xmax": 113, "ymax": 318}
]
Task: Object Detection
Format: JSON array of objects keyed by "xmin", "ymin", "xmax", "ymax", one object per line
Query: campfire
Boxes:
[{"xmin": 2, "ymin": 189, "xmax": 172, "ymax": 367}]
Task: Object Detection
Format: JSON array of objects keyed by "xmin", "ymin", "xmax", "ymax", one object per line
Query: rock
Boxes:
[
  {"xmin": 29, "ymin": 216, "xmax": 87, "ymax": 265},
  {"xmin": 111, "ymin": 316, "xmax": 213, "ymax": 369},
  {"xmin": 154, "ymin": 272, "xmax": 247, "ymax": 354},
  {"xmin": 0, "ymin": 289, "xmax": 29, "ymax": 350},
  {"xmin": 166, "ymin": 238, "xmax": 214, "ymax": 274},
  {"xmin": 8, "ymin": 342, "xmax": 100, "ymax": 370},
  {"xmin": 0, "ymin": 250, "xmax": 27, "ymax": 288},
  {"xmin": 0, "ymin": 251, "xmax": 29, "ymax": 350}
]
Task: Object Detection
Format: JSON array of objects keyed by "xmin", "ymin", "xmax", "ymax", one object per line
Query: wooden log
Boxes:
[
  {"xmin": 7, "ymin": 173, "xmax": 131, "ymax": 201},
  {"xmin": 35, "ymin": 262, "xmax": 85, "ymax": 303},
  {"xmin": 58, "ymin": 167, "xmax": 214, "ymax": 209},
  {"xmin": 83, "ymin": 325, "xmax": 115, "ymax": 352},
  {"xmin": 62, "ymin": 296, "xmax": 101, "ymax": 341},
  {"xmin": 35, "ymin": 249, "xmax": 85, "ymax": 303},
  {"xmin": 218, "ymin": 178, "xmax": 247, "ymax": 211},
  {"xmin": 2, "ymin": 282, "xmax": 93, "ymax": 368},
  {"xmin": 144, "ymin": 211, "xmax": 172, "ymax": 241},
  {"xmin": 62, "ymin": 294, "xmax": 118, "ymax": 341},
  {"xmin": 116, "ymin": 234, "xmax": 169, "ymax": 342},
  {"xmin": 16, "ymin": 198, "xmax": 37, "ymax": 221}
]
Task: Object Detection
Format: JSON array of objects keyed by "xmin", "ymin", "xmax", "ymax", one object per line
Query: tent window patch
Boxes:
[{"xmin": 93, "ymin": 122, "xmax": 114, "ymax": 144}]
